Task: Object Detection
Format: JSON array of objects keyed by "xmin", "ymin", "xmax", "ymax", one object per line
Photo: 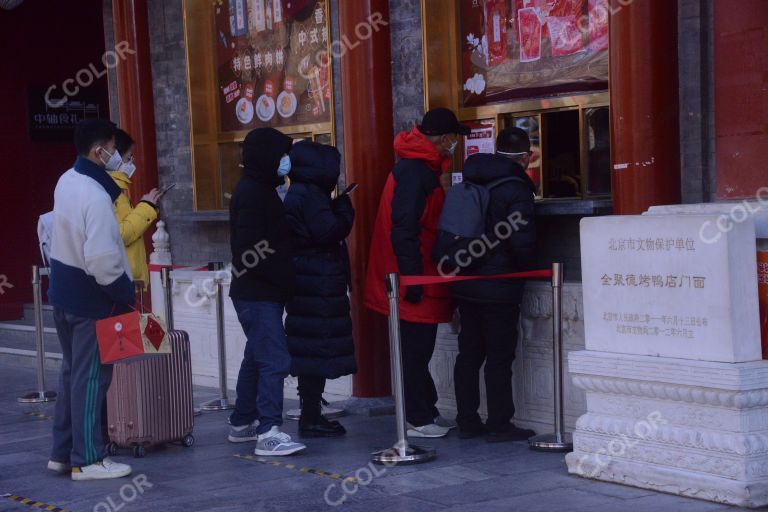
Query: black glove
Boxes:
[{"xmin": 404, "ymin": 285, "xmax": 424, "ymax": 304}]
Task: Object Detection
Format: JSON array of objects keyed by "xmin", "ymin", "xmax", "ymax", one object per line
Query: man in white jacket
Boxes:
[{"xmin": 47, "ymin": 119, "xmax": 136, "ymax": 481}]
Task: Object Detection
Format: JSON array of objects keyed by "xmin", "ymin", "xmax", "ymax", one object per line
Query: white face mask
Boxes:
[
  {"xmin": 99, "ymin": 147, "xmax": 123, "ymax": 171},
  {"xmin": 120, "ymin": 161, "xmax": 137, "ymax": 178}
]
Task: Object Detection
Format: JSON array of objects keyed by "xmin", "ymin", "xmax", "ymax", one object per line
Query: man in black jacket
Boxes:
[
  {"xmin": 452, "ymin": 127, "xmax": 538, "ymax": 443},
  {"xmin": 227, "ymin": 128, "xmax": 305, "ymax": 456}
]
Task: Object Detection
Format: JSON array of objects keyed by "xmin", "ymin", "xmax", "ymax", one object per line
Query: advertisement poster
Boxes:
[
  {"xmin": 463, "ymin": 121, "xmax": 496, "ymax": 161},
  {"xmin": 461, "ymin": 0, "xmax": 609, "ymax": 106},
  {"xmin": 214, "ymin": 0, "xmax": 332, "ymax": 132}
]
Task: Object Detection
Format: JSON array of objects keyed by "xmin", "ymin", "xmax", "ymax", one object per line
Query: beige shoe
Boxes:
[
  {"xmin": 406, "ymin": 422, "xmax": 450, "ymax": 438},
  {"xmin": 47, "ymin": 460, "xmax": 70, "ymax": 474}
]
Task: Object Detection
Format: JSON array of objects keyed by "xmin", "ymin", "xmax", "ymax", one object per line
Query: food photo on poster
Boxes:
[
  {"xmin": 461, "ymin": 0, "xmax": 609, "ymax": 106},
  {"xmin": 214, "ymin": 0, "xmax": 331, "ymax": 132}
]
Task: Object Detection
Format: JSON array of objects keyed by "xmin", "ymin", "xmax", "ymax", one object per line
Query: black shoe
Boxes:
[
  {"xmin": 485, "ymin": 424, "xmax": 536, "ymax": 443},
  {"xmin": 299, "ymin": 415, "xmax": 347, "ymax": 438},
  {"xmin": 458, "ymin": 425, "xmax": 486, "ymax": 440}
]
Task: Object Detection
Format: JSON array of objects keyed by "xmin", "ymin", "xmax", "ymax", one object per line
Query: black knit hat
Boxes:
[
  {"xmin": 419, "ymin": 108, "xmax": 470, "ymax": 136},
  {"xmin": 242, "ymin": 128, "xmax": 293, "ymax": 179}
]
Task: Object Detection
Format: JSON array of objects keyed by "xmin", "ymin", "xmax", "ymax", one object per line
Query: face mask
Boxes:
[
  {"xmin": 120, "ymin": 161, "xmax": 137, "ymax": 178},
  {"xmin": 99, "ymin": 147, "xmax": 123, "ymax": 171},
  {"xmin": 277, "ymin": 154, "xmax": 291, "ymax": 177}
]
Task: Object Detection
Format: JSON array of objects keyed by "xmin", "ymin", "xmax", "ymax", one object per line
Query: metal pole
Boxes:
[
  {"xmin": 135, "ymin": 280, "xmax": 145, "ymax": 311},
  {"xmin": 200, "ymin": 270, "xmax": 234, "ymax": 411},
  {"xmin": 161, "ymin": 268, "xmax": 174, "ymax": 331},
  {"xmin": 529, "ymin": 262, "xmax": 573, "ymax": 452},
  {"xmin": 18, "ymin": 266, "xmax": 57, "ymax": 403},
  {"xmin": 372, "ymin": 273, "xmax": 436, "ymax": 465}
]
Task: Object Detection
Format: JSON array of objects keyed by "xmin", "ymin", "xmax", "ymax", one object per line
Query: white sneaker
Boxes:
[
  {"xmin": 47, "ymin": 460, "xmax": 70, "ymax": 474},
  {"xmin": 254, "ymin": 426, "xmax": 306, "ymax": 456},
  {"xmin": 434, "ymin": 415, "xmax": 457, "ymax": 430},
  {"xmin": 406, "ymin": 422, "xmax": 450, "ymax": 438},
  {"xmin": 71, "ymin": 458, "xmax": 132, "ymax": 481},
  {"xmin": 228, "ymin": 419, "xmax": 260, "ymax": 443}
]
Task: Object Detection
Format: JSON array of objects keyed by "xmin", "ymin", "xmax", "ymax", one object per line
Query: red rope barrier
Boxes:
[{"xmin": 399, "ymin": 269, "xmax": 554, "ymax": 287}]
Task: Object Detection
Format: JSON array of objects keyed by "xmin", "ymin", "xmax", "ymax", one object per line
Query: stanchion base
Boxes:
[
  {"xmin": 528, "ymin": 432, "xmax": 573, "ymax": 453},
  {"xmin": 193, "ymin": 408, "xmax": 202, "ymax": 417},
  {"xmin": 199, "ymin": 398, "xmax": 235, "ymax": 411},
  {"xmin": 285, "ymin": 406, "xmax": 346, "ymax": 421},
  {"xmin": 371, "ymin": 444, "xmax": 436, "ymax": 466},
  {"xmin": 17, "ymin": 391, "xmax": 57, "ymax": 404}
]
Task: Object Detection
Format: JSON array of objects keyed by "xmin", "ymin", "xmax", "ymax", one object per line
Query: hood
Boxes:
[
  {"xmin": 109, "ymin": 171, "xmax": 132, "ymax": 191},
  {"xmin": 462, "ymin": 153, "xmax": 536, "ymax": 192},
  {"xmin": 241, "ymin": 127, "xmax": 293, "ymax": 186},
  {"xmin": 393, "ymin": 127, "xmax": 451, "ymax": 175},
  {"xmin": 288, "ymin": 140, "xmax": 341, "ymax": 193}
]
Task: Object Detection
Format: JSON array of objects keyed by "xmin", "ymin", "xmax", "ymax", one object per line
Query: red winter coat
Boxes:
[{"xmin": 364, "ymin": 128, "xmax": 454, "ymax": 324}]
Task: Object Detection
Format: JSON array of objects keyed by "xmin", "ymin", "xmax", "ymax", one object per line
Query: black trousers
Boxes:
[
  {"xmin": 298, "ymin": 374, "xmax": 326, "ymax": 418},
  {"xmin": 454, "ymin": 302, "xmax": 520, "ymax": 432},
  {"xmin": 401, "ymin": 320, "xmax": 439, "ymax": 427}
]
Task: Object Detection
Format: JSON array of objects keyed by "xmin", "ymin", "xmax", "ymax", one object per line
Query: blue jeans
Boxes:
[{"xmin": 229, "ymin": 300, "xmax": 290, "ymax": 434}]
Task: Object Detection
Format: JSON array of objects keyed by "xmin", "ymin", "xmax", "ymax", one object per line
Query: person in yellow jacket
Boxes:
[{"xmin": 108, "ymin": 129, "xmax": 162, "ymax": 290}]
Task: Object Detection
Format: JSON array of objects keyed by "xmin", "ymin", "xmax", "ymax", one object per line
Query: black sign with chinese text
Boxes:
[{"xmin": 27, "ymin": 88, "xmax": 105, "ymax": 144}]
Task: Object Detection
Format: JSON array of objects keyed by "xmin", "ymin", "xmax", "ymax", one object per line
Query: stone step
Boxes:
[
  {"xmin": 22, "ymin": 303, "xmax": 56, "ymax": 327},
  {"xmin": 0, "ymin": 320, "xmax": 61, "ymax": 357}
]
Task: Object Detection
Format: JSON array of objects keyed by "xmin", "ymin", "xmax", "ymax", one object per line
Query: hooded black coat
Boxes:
[
  {"xmin": 229, "ymin": 128, "xmax": 295, "ymax": 304},
  {"xmin": 283, "ymin": 141, "xmax": 357, "ymax": 379},
  {"xmin": 451, "ymin": 153, "xmax": 537, "ymax": 304}
]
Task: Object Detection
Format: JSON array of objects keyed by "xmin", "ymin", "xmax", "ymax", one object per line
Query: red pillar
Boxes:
[
  {"xmin": 339, "ymin": 0, "xmax": 395, "ymax": 397},
  {"xmin": 112, "ymin": 0, "xmax": 159, "ymax": 209},
  {"xmin": 610, "ymin": 0, "xmax": 681, "ymax": 214}
]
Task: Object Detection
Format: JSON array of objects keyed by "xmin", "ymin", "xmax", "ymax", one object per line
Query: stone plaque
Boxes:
[{"xmin": 580, "ymin": 215, "xmax": 761, "ymax": 363}]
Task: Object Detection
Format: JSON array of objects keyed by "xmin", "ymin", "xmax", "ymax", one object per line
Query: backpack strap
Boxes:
[{"xmin": 484, "ymin": 176, "xmax": 526, "ymax": 191}]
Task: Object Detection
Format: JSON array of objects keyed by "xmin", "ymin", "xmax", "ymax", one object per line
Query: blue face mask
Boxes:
[{"xmin": 277, "ymin": 155, "xmax": 291, "ymax": 177}]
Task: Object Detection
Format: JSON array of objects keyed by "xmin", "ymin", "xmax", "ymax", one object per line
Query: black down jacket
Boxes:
[
  {"xmin": 451, "ymin": 153, "xmax": 537, "ymax": 304},
  {"xmin": 229, "ymin": 128, "xmax": 295, "ymax": 304},
  {"xmin": 283, "ymin": 141, "xmax": 357, "ymax": 379}
]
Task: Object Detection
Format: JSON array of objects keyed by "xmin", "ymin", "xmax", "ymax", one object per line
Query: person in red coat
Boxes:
[{"xmin": 365, "ymin": 109, "xmax": 470, "ymax": 438}]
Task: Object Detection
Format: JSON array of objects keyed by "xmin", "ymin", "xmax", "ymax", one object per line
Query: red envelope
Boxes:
[{"xmin": 96, "ymin": 311, "xmax": 170, "ymax": 364}]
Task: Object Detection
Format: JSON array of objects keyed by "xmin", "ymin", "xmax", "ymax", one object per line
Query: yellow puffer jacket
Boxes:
[{"xmin": 109, "ymin": 171, "xmax": 158, "ymax": 291}]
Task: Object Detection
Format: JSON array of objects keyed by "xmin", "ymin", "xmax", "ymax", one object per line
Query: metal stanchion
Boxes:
[
  {"xmin": 135, "ymin": 280, "xmax": 145, "ymax": 311},
  {"xmin": 529, "ymin": 262, "xmax": 573, "ymax": 452},
  {"xmin": 372, "ymin": 273, "xmax": 436, "ymax": 465},
  {"xmin": 18, "ymin": 266, "xmax": 57, "ymax": 404},
  {"xmin": 200, "ymin": 273, "xmax": 234, "ymax": 411}
]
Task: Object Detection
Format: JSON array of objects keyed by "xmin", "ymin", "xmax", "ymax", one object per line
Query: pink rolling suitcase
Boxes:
[{"xmin": 106, "ymin": 330, "xmax": 195, "ymax": 458}]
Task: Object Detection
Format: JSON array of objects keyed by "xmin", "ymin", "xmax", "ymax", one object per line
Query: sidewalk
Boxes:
[{"xmin": 0, "ymin": 362, "xmax": 735, "ymax": 512}]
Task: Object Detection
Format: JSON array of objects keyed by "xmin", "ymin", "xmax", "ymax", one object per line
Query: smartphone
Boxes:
[
  {"xmin": 342, "ymin": 183, "xmax": 358, "ymax": 195},
  {"xmin": 159, "ymin": 183, "xmax": 176, "ymax": 196}
]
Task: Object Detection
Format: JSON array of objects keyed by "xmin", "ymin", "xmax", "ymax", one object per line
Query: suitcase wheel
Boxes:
[
  {"xmin": 182, "ymin": 435, "xmax": 195, "ymax": 448},
  {"xmin": 132, "ymin": 445, "xmax": 146, "ymax": 458},
  {"xmin": 107, "ymin": 442, "xmax": 119, "ymax": 457}
]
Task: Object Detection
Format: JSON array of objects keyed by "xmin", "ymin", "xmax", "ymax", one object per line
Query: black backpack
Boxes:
[{"xmin": 432, "ymin": 177, "xmax": 524, "ymax": 274}]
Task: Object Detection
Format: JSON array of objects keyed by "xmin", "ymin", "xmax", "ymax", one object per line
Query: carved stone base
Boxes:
[{"xmin": 565, "ymin": 350, "xmax": 768, "ymax": 508}]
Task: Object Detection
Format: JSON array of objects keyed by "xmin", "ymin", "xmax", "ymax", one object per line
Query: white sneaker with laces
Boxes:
[
  {"xmin": 254, "ymin": 426, "xmax": 306, "ymax": 456},
  {"xmin": 228, "ymin": 419, "xmax": 260, "ymax": 443},
  {"xmin": 434, "ymin": 415, "xmax": 457, "ymax": 430},
  {"xmin": 71, "ymin": 457, "xmax": 132, "ymax": 481},
  {"xmin": 406, "ymin": 422, "xmax": 450, "ymax": 438}
]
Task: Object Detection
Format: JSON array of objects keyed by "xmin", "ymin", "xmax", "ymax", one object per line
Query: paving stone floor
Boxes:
[{"xmin": 0, "ymin": 362, "xmax": 739, "ymax": 512}]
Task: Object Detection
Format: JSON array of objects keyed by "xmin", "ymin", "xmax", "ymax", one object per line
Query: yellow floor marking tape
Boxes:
[
  {"xmin": 234, "ymin": 454, "xmax": 356, "ymax": 482},
  {"xmin": 1, "ymin": 493, "xmax": 70, "ymax": 512}
]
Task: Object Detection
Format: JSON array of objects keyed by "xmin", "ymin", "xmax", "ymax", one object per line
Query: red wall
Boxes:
[
  {"xmin": 714, "ymin": 0, "xmax": 768, "ymax": 200},
  {"xmin": 0, "ymin": 0, "xmax": 108, "ymax": 319}
]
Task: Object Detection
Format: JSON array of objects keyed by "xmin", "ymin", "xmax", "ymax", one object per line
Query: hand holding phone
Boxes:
[
  {"xmin": 159, "ymin": 183, "xmax": 176, "ymax": 197},
  {"xmin": 342, "ymin": 183, "xmax": 358, "ymax": 195}
]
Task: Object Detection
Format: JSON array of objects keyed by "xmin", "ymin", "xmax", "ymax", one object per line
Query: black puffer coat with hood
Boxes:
[
  {"xmin": 283, "ymin": 141, "xmax": 357, "ymax": 379},
  {"xmin": 451, "ymin": 152, "xmax": 537, "ymax": 304},
  {"xmin": 229, "ymin": 128, "xmax": 295, "ymax": 304}
]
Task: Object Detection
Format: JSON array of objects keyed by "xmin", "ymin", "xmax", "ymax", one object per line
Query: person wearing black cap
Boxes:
[
  {"xmin": 227, "ymin": 127, "xmax": 306, "ymax": 456},
  {"xmin": 365, "ymin": 108, "xmax": 470, "ymax": 438},
  {"xmin": 447, "ymin": 126, "xmax": 538, "ymax": 442}
]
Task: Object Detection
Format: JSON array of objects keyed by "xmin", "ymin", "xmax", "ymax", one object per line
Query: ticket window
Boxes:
[{"xmin": 498, "ymin": 106, "xmax": 611, "ymax": 199}]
